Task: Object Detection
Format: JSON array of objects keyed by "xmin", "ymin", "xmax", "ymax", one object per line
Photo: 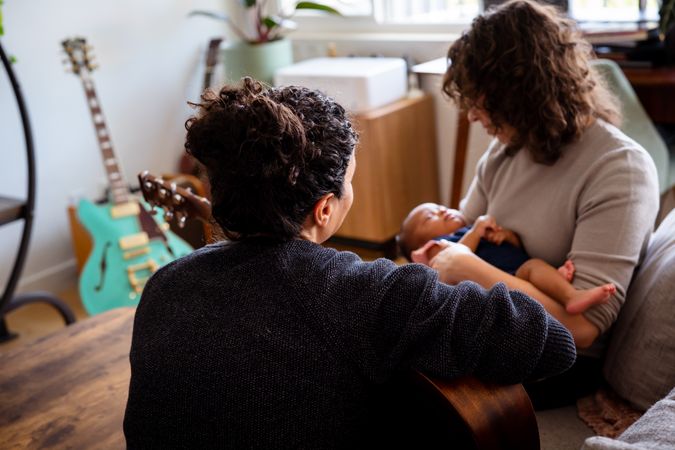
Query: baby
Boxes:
[{"xmin": 397, "ymin": 203, "xmax": 616, "ymax": 314}]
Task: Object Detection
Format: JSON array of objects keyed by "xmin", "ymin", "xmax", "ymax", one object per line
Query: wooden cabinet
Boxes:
[{"xmin": 336, "ymin": 95, "xmax": 440, "ymax": 245}]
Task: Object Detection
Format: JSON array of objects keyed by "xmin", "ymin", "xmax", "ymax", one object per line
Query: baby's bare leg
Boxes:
[
  {"xmin": 516, "ymin": 259, "xmax": 614, "ymax": 314},
  {"xmin": 557, "ymin": 259, "xmax": 575, "ymax": 282}
]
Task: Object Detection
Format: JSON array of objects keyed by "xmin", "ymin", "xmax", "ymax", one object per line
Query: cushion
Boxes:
[
  {"xmin": 582, "ymin": 385, "xmax": 675, "ymax": 450},
  {"xmin": 602, "ymin": 208, "xmax": 675, "ymax": 411}
]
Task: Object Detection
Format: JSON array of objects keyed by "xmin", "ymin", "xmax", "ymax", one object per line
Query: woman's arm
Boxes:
[{"xmin": 430, "ymin": 242, "xmax": 600, "ymax": 348}]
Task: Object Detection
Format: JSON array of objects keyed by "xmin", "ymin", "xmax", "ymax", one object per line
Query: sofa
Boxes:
[{"xmin": 536, "ymin": 200, "xmax": 675, "ymax": 449}]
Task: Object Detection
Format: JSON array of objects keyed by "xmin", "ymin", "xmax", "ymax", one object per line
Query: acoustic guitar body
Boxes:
[{"xmin": 77, "ymin": 198, "xmax": 192, "ymax": 315}]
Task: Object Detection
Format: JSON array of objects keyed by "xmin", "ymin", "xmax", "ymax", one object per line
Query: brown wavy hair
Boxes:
[
  {"xmin": 443, "ymin": 0, "xmax": 621, "ymax": 164},
  {"xmin": 185, "ymin": 78, "xmax": 358, "ymax": 240}
]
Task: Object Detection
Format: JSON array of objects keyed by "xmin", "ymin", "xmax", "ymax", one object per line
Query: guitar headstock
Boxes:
[
  {"xmin": 138, "ymin": 171, "xmax": 212, "ymax": 227},
  {"xmin": 62, "ymin": 37, "xmax": 96, "ymax": 75}
]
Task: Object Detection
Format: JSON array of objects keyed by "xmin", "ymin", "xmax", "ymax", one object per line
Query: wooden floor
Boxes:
[
  {"xmin": 0, "ymin": 243, "xmax": 403, "ymax": 352},
  {"xmin": 2, "ymin": 283, "xmax": 88, "ymax": 351}
]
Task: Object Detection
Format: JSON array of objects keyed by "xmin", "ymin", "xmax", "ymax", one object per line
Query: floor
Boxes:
[
  {"xmin": 2, "ymin": 282, "xmax": 88, "ymax": 351},
  {"xmin": 537, "ymin": 406, "xmax": 595, "ymax": 450}
]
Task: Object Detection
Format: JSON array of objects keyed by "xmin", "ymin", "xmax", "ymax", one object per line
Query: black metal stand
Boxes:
[{"xmin": 0, "ymin": 40, "xmax": 76, "ymax": 343}]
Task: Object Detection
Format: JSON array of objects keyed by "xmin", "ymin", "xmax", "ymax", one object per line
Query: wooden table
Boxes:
[{"xmin": 0, "ymin": 308, "xmax": 134, "ymax": 449}]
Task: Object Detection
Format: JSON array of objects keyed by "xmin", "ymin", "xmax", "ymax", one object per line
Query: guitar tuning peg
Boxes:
[
  {"xmin": 178, "ymin": 214, "xmax": 187, "ymax": 229},
  {"xmin": 144, "ymin": 181, "xmax": 155, "ymax": 192},
  {"xmin": 159, "ymin": 188, "xmax": 169, "ymax": 199},
  {"xmin": 173, "ymin": 193, "xmax": 184, "ymax": 205},
  {"xmin": 164, "ymin": 209, "xmax": 174, "ymax": 222}
]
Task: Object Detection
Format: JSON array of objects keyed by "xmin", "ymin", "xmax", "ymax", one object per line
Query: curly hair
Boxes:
[
  {"xmin": 184, "ymin": 78, "xmax": 358, "ymax": 240},
  {"xmin": 443, "ymin": 0, "xmax": 621, "ymax": 164}
]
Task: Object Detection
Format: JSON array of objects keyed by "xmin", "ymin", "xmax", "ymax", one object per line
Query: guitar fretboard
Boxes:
[{"xmin": 81, "ymin": 74, "xmax": 130, "ymax": 205}]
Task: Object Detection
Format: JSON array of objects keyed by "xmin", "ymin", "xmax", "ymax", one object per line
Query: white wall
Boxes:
[{"xmin": 0, "ymin": 0, "xmax": 225, "ymax": 293}]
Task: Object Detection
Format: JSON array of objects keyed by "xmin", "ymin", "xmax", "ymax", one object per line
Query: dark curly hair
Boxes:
[
  {"xmin": 443, "ymin": 0, "xmax": 621, "ymax": 164},
  {"xmin": 185, "ymin": 78, "xmax": 358, "ymax": 241}
]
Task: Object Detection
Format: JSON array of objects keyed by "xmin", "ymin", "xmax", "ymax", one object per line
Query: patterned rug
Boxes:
[{"xmin": 577, "ymin": 386, "xmax": 644, "ymax": 438}]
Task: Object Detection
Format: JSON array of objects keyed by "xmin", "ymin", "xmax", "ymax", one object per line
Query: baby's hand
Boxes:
[
  {"xmin": 485, "ymin": 228, "xmax": 521, "ymax": 247},
  {"xmin": 473, "ymin": 215, "xmax": 500, "ymax": 237},
  {"xmin": 485, "ymin": 229, "xmax": 508, "ymax": 245}
]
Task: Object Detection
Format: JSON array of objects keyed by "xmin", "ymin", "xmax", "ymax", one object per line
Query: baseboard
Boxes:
[{"xmin": 16, "ymin": 259, "xmax": 78, "ymax": 296}]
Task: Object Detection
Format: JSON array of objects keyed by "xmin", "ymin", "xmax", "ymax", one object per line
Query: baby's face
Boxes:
[{"xmin": 403, "ymin": 203, "xmax": 465, "ymax": 251}]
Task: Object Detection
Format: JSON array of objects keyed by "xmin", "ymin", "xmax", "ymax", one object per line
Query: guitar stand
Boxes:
[
  {"xmin": 1, "ymin": 293, "xmax": 76, "ymax": 343},
  {"xmin": 0, "ymin": 41, "xmax": 77, "ymax": 344}
]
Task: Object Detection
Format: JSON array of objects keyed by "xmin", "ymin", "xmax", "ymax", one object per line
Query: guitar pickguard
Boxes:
[{"xmin": 77, "ymin": 198, "xmax": 193, "ymax": 315}]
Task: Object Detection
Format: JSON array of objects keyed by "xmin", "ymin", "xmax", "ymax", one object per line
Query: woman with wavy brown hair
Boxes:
[{"xmin": 431, "ymin": 0, "xmax": 660, "ymax": 408}]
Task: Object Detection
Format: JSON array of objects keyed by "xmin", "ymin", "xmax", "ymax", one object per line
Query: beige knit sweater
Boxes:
[{"xmin": 460, "ymin": 119, "xmax": 659, "ymax": 339}]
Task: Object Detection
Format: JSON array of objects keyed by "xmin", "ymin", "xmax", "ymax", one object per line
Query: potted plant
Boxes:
[
  {"xmin": 660, "ymin": 0, "xmax": 675, "ymax": 36},
  {"xmin": 660, "ymin": 0, "xmax": 675, "ymax": 62},
  {"xmin": 191, "ymin": 1, "xmax": 341, "ymax": 84}
]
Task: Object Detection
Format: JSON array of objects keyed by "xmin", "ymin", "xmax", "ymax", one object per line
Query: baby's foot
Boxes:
[
  {"xmin": 557, "ymin": 259, "xmax": 575, "ymax": 282},
  {"xmin": 566, "ymin": 284, "xmax": 616, "ymax": 314}
]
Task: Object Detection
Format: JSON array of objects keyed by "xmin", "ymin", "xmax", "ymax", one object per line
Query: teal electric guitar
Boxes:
[{"xmin": 62, "ymin": 38, "xmax": 193, "ymax": 315}]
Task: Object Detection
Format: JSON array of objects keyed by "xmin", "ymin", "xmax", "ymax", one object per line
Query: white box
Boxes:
[{"xmin": 274, "ymin": 57, "xmax": 408, "ymax": 113}]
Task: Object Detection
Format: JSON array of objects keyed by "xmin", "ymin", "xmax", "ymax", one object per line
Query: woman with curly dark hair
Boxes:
[
  {"xmin": 123, "ymin": 78, "xmax": 576, "ymax": 447},
  {"xmin": 430, "ymin": 0, "xmax": 660, "ymax": 408}
]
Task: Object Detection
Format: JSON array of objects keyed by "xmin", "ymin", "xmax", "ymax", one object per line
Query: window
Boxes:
[
  {"xmin": 376, "ymin": 0, "xmax": 480, "ymax": 23},
  {"xmin": 571, "ymin": 0, "xmax": 659, "ymax": 22},
  {"xmin": 281, "ymin": 0, "xmax": 660, "ymax": 26},
  {"xmin": 281, "ymin": 0, "xmax": 478, "ymax": 22}
]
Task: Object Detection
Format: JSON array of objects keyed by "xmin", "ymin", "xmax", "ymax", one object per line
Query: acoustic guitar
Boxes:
[
  {"xmin": 61, "ymin": 38, "xmax": 193, "ymax": 315},
  {"xmin": 138, "ymin": 171, "xmax": 540, "ymax": 450}
]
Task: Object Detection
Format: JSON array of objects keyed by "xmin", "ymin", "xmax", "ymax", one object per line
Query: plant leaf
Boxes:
[
  {"xmin": 188, "ymin": 10, "xmax": 231, "ymax": 22},
  {"xmin": 262, "ymin": 16, "xmax": 281, "ymax": 30},
  {"xmin": 240, "ymin": 0, "xmax": 257, "ymax": 8},
  {"xmin": 0, "ymin": 0, "xmax": 4, "ymax": 36},
  {"xmin": 295, "ymin": 2, "xmax": 341, "ymax": 15}
]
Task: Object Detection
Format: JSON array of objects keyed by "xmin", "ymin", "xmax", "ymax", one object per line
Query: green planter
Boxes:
[{"xmin": 222, "ymin": 39, "xmax": 293, "ymax": 85}]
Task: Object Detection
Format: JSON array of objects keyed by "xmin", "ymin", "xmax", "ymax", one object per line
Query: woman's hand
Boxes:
[{"xmin": 428, "ymin": 240, "xmax": 484, "ymax": 284}]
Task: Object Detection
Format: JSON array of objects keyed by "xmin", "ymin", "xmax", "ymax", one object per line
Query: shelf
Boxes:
[{"xmin": 0, "ymin": 196, "xmax": 26, "ymax": 227}]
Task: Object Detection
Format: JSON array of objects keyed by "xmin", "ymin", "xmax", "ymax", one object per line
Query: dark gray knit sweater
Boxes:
[{"xmin": 124, "ymin": 238, "xmax": 575, "ymax": 449}]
